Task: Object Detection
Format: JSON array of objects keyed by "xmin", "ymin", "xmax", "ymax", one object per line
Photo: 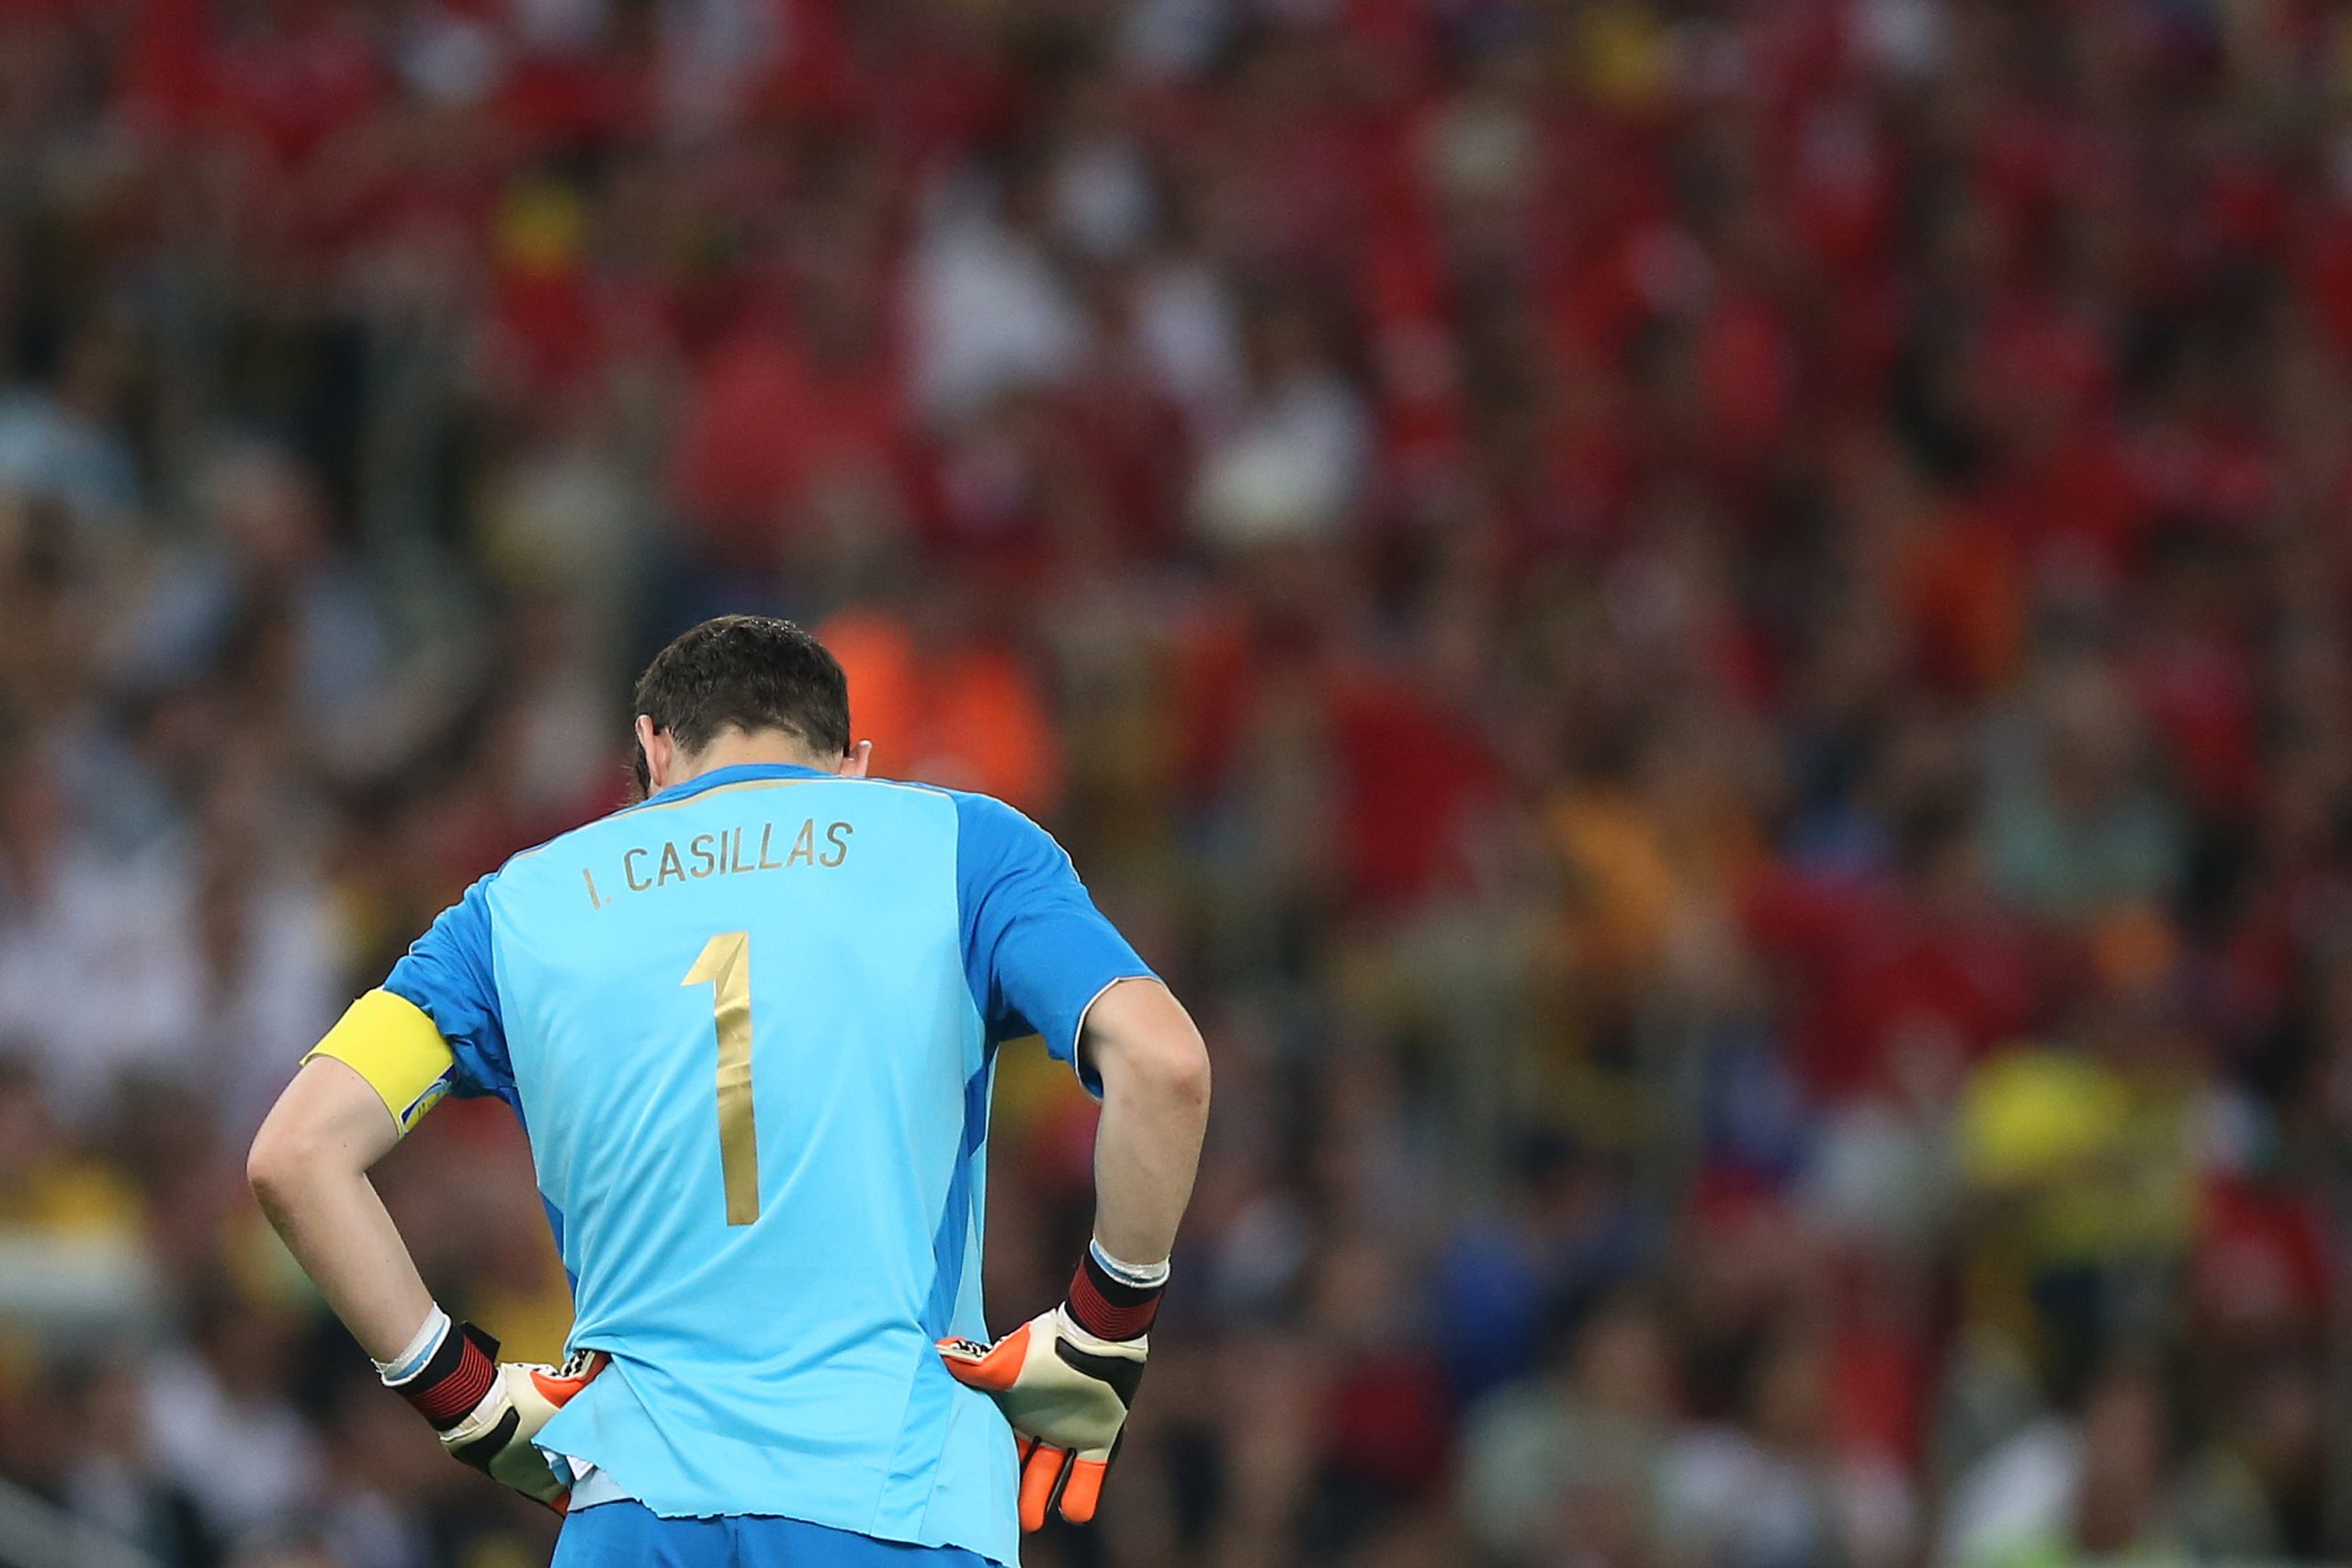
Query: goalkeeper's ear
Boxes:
[{"xmin": 633, "ymin": 715, "xmax": 673, "ymax": 798}]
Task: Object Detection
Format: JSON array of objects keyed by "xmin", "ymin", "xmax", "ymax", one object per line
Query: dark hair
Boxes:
[{"xmin": 631, "ymin": 615, "xmax": 851, "ymax": 797}]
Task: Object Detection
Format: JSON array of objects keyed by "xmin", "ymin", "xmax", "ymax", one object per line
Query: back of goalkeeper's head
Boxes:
[{"xmin": 629, "ymin": 615, "xmax": 853, "ymax": 799}]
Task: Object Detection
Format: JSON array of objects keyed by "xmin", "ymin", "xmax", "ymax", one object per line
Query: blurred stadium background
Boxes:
[{"xmin": 5, "ymin": 1, "xmax": 2352, "ymax": 1566}]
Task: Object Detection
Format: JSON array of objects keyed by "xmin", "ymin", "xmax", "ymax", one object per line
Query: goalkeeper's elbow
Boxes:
[
  {"xmin": 249, "ymin": 1057, "xmax": 392, "ymax": 1213},
  {"xmin": 1122, "ymin": 1015, "xmax": 1211, "ymax": 1117},
  {"xmin": 1143, "ymin": 1024, "xmax": 1211, "ymax": 1112},
  {"xmin": 246, "ymin": 1115, "xmax": 331, "ymax": 1216},
  {"xmin": 1087, "ymin": 981, "xmax": 1212, "ymax": 1114},
  {"xmin": 248, "ymin": 1066, "xmax": 376, "ymax": 1213}
]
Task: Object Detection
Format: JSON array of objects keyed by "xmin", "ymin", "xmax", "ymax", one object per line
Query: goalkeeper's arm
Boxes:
[
  {"xmin": 247, "ymin": 1050, "xmax": 440, "ymax": 1365},
  {"xmin": 1082, "ymin": 976, "xmax": 1212, "ymax": 1271},
  {"xmin": 249, "ymin": 994, "xmax": 599, "ymax": 1509},
  {"xmin": 940, "ymin": 977, "xmax": 1211, "ymax": 1529}
]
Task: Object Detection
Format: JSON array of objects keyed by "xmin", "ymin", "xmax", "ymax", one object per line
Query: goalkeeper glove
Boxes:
[
  {"xmin": 387, "ymin": 1317, "xmax": 606, "ymax": 1511},
  {"xmin": 936, "ymin": 1247, "xmax": 1161, "ymax": 1530}
]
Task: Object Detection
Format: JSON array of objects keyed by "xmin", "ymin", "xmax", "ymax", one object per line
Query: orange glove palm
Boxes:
[
  {"xmin": 393, "ymin": 1321, "xmax": 607, "ymax": 1512},
  {"xmin": 938, "ymin": 1304, "xmax": 1148, "ymax": 1529}
]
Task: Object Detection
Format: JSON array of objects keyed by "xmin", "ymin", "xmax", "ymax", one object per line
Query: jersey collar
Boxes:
[{"xmin": 645, "ymin": 761, "xmax": 838, "ymax": 806}]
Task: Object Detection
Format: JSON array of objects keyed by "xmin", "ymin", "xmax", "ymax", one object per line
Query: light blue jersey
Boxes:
[{"xmin": 381, "ymin": 763, "xmax": 1154, "ymax": 1568}]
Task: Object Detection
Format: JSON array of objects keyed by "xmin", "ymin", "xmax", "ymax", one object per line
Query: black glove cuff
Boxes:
[
  {"xmin": 1068, "ymin": 1252, "xmax": 1161, "ymax": 1341},
  {"xmin": 396, "ymin": 1321, "xmax": 500, "ymax": 1431}
]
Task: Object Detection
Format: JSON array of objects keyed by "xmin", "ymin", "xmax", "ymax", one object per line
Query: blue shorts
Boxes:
[{"xmin": 552, "ymin": 1501, "xmax": 997, "ymax": 1568}]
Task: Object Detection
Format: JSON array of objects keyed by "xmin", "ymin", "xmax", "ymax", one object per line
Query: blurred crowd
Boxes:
[{"xmin": 4, "ymin": 1, "xmax": 2352, "ymax": 1566}]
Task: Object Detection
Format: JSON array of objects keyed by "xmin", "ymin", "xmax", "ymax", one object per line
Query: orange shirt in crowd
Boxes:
[{"xmin": 820, "ymin": 605, "xmax": 1063, "ymax": 818}]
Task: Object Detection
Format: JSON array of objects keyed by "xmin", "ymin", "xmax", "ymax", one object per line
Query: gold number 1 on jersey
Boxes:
[{"xmin": 682, "ymin": 931, "xmax": 759, "ymax": 1225}]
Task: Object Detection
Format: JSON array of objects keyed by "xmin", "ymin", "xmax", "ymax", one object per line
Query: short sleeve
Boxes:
[
  {"xmin": 956, "ymin": 793, "xmax": 1155, "ymax": 1096},
  {"xmin": 382, "ymin": 874, "xmax": 514, "ymax": 1102}
]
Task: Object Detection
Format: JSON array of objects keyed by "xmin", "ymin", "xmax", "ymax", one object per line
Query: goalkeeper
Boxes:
[{"xmin": 246, "ymin": 615, "xmax": 1211, "ymax": 1567}]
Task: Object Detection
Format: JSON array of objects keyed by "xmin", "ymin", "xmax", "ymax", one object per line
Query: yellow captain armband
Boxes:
[{"xmin": 303, "ymin": 989, "xmax": 458, "ymax": 1137}]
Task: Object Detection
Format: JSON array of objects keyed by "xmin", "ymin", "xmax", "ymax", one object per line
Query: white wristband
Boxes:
[
  {"xmin": 375, "ymin": 1304, "xmax": 452, "ymax": 1385},
  {"xmin": 1089, "ymin": 1239, "xmax": 1170, "ymax": 1290}
]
